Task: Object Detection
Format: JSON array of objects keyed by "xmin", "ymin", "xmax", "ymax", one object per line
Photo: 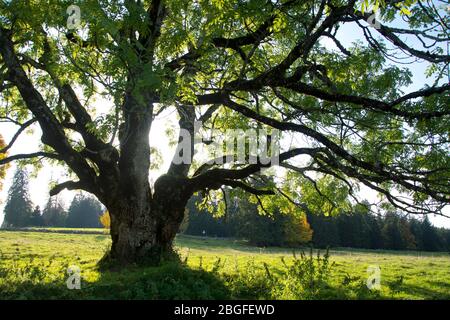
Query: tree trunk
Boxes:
[
  {"xmin": 106, "ymin": 175, "xmax": 191, "ymax": 265},
  {"xmin": 100, "ymin": 94, "xmax": 195, "ymax": 266}
]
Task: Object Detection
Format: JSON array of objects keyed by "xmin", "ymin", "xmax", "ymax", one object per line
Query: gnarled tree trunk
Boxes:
[{"xmin": 106, "ymin": 171, "xmax": 192, "ymax": 265}]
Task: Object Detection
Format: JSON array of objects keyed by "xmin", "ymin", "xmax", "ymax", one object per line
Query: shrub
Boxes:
[
  {"xmin": 273, "ymin": 248, "xmax": 334, "ymax": 299},
  {"xmin": 99, "ymin": 211, "xmax": 110, "ymax": 229}
]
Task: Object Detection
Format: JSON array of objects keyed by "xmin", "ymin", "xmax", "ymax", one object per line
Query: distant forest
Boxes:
[
  {"xmin": 2, "ymin": 169, "xmax": 103, "ymax": 229},
  {"xmin": 3, "ymin": 168, "xmax": 450, "ymax": 252},
  {"xmin": 183, "ymin": 196, "xmax": 450, "ymax": 253}
]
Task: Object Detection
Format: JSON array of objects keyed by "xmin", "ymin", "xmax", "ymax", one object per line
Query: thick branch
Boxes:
[
  {"xmin": 49, "ymin": 180, "xmax": 86, "ymax": 196},
  {"xmin": 355, "ymin": 11, "xmax": 450, "ymax": 63},
  {"xmin": 0, "ymin": 152, "xmax": 61, "ymax": 165},
  {"xmin": 189, "ymin": 147, "xmax": 325, "ymax": 191},
  {"xmin": 223, "ymin": 180, "xmax": 275, "ymax": 196},
  {"xmin": 212, "ymin": 16, "xmax": 275, "ymax": 52},
  {"xmin": 167, "ymin": 104, "xmax": 196, "ymax": 177},
  {"xmin": 0, "ymin": 27, "xmax": 98, "ymax": 192},
  {"xmin": 285, "ymin": 82, "xmax": 450, "ymax": 120},
  {"xmin": 221, "ymin": 96, "xmax": 448, "ymax": 202}
]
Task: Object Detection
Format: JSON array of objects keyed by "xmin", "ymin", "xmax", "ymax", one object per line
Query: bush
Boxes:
[
  {"xmin": 273, "ymin": 248, "xmax": 334, "ymax": 299},
  {"xmin": 99, "ymin": 211, "xmax": 110, "ymax": 229},
  {"xmin": 218, "ymin": 248, "xmax": 336, "ymax": 299}
]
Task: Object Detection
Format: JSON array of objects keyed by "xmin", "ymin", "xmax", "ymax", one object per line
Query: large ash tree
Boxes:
[{"xmin": 0, "ymin": 0, "xmax": 449, "ymax": 265}]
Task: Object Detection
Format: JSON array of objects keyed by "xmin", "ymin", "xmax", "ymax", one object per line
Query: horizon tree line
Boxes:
[
  {"xmin": 1, "ymin": 168, "xmax": 103, "ymax": 228},
  {"xmin": 181, "ymin": 193, "xmax": 450, "ymax": 252},
  {"xmin": 2, "ymin": 167, "xmax": 450, "ymax": 252}
]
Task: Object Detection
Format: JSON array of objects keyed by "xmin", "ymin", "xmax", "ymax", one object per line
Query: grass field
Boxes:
[{"xmin": 0, "ymin": 230, "xmax": 449, "ymax": 300}]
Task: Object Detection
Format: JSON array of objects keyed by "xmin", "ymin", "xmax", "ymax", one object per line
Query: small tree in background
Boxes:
[
  {"xmin": 421, "ymin": 216, "xmax": 441, "ymax": 252},
  {"xmin": 66, "ymin": 194, "xmax": 103, "ymax": 228},
  {"xmin": 2, "ymin": 168, "xmax": 33, "ymax": 228},
  {"xmin": 381, "ymin": 212, "xmax": 405, "ymax": 250},
  {"xmin": 284, "ymin": 214, "xmax": 313, "ymax": 247},
  {"xmin": 42, "ymin": 197, "xmax": 67, "ymax": 227},
  {"xmin": 99, "ymin": 211, "xmax": 111, "ymax": 229},
  {"xmin": 398, "ymin": 216, "xmax": 416, "ymax": 250},
  {"xmin": 30, "ymin": 206, "xmax": 44, "ymax": 227},
  {"xmin": 442, "ymin": 229, "xmax": 450, "ymax": 252},
  {"xmin": 410, "ymin": 219, "xmax": 425, "ymax": 251}
]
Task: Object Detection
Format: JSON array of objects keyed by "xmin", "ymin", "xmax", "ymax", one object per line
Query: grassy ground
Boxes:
[
  {"xmin": 1, "ymin": 227, "xmax": 106, "ymax": 234},
  {"xmin": 0, "ymin": 230, "xmax": 449, "ymax": 300}
]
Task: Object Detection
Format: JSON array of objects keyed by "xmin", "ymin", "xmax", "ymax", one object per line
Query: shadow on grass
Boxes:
[
  {"xmin": 0, "ymin": 262, "xmax": 232, "ymax": 300},
  {"xmin": 175, "ymin": 235, "xmax": 312, "ymax": 255},
  {"xmin": 394, "ymin": 282, "xmax": 450, "ymax": 300},
  {"xmin": 2, "ymin": 242, "xmax": 448, "ymax": 300}
]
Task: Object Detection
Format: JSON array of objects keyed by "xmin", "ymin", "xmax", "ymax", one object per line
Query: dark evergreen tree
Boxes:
[
  {"xmin": 307, "ymin": 213, "xmax": 340, "ymax": 248},
  {"xmin": 30, "ymin": 206, "xmax": 44, "ymax": 227},
  {"xmin": 366, "ymin": 214, "xmax": 384, "ymax": 249},
  {"xmin": 410, "ymin": 219, "xmax": 425, "ymax": 251},
  {"xmin": 42, "ymin": 197, "xmax": 67, "ymax": 227},
  {"xmin": 336, "ymin": 213, "xmax": 358, "ymax": 248},
  {"xmin": 381, "ymin": 212, "xmax": 405, "ymax": 250},
  {"xmin": 435, "ymin": 228, "xmax": 450, "ymax": 252},
  {"xmin": 2, "ymin": 168, "xmax": 33, "ymax": 227},
  {"xmin": 421, "ymin": 217, "xmax": 441, "ymax": 252},
  {"xmin": 66, "ymin": 194, "xmax": 103, "ymax": 228},
  {"xmin": 398, "ymin": 216, "xmax": 416, "ymax": 250},
  {"xmin": 442, "ymin": 229, "xmax": 450, "ymax": 252},
  {"xmin": 353, "ymin": 212, "xmax": 373, "ymax": 248}
]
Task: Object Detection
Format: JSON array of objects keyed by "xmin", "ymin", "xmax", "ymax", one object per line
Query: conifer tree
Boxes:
[{"xmin": 2, "ymin": 168, "xmax": 33, "ymax": 227}]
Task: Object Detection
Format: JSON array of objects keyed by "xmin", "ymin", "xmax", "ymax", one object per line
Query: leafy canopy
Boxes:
[{"xmin": 0, "ymin": 0, "xmax": 448, "ymax": 218}]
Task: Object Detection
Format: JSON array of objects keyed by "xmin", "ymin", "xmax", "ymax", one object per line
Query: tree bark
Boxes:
[{"xmin": 106, "ymin": 174, "xmax": 191, "ymax": 265}]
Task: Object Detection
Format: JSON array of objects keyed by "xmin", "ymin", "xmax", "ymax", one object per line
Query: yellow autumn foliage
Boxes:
[
  {"xmin": 99, "ymin": 210, "xmax": 111, "ymax": 229},
  {"xmin": 284, "ymin": 214, "xmax": 313, "ymax": 247}
]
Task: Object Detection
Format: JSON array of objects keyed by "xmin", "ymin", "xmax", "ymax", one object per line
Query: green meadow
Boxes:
[{"xmin": 0, "ymin": 230, "xmax": 449, "ymax": 300}]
